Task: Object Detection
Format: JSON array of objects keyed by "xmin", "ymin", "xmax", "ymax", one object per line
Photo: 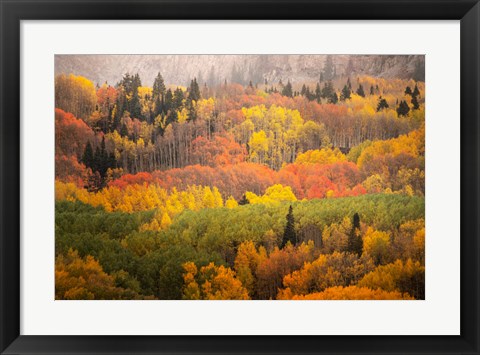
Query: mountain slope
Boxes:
[{"xmin": 55, "ymin": 54, "xmax": 425, "ymax": 86}]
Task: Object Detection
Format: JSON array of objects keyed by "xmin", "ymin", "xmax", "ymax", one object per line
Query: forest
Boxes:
[{"xmin": 55, "ymin": 55, "xmax": 425, "ymax": 300}]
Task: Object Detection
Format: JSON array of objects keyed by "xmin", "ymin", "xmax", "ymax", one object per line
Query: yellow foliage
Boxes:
[
  {"xmin": 357, "ymin": 127, "xmax": 425, "ymax": 169},
  {"xmin": 55, "ymin": 181, "xmax": 229, "ymax": 230},
  {"xmin": 182, "ymin": 262, "xmax": 249, "ymax": 300},
  {"xmin": 363, "ymin": 227, "xmax": 391, "ymax": 264},
  {"xmin": 225, "ymin": 196, "xmax": 239, "ymax": 209},
  {"xmin": 358, "ymin": 259, "xmax": 424, "ymax": 298},
  {"xmin": 246, "ymin": 184, "xmax": 297, "ymax": 206},
  {"xmin": 295, "ymin": 148, "xmax": 346, "ymax": 165}
]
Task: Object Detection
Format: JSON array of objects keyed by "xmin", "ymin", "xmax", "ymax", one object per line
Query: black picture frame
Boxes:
[{"xmin": 1, "ymin": 1, "xmax": 479, "ymax": 354}]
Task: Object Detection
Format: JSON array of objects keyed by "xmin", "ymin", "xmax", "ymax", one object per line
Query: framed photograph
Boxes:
[{"xmin": 1, "ymin": 0, "xmax": 479, "ymax": 354}]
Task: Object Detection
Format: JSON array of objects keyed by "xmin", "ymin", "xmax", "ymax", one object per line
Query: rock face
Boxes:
[{"xmin": 55, "ymin": 54, "xmax": 425, "ymax": 87}]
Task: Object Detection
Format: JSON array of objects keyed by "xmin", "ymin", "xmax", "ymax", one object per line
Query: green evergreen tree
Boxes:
[
  {"xmin": 301, "ymin": 84, "xmax": 307, "ymax": 96},
  {"xmin": 376, "ymin": 96, "xmax": 389, "ymax": 111},
  {"xmin": 356, "ymin": 84, "xmax": 365, "ymax": 97},
  {"xmin": 282, "ymin": 81, "xmax": 293, "ymax": 98},
  {"xmin": 173, "ymin": 87, "xmax": 184, "ymax": 110},
  {"xmin": 340, "ymin": 85, "xmax": 351, "ymax": 101},
  {"xmin": 93, "ymin": 145, "xmax": 101, "ymax": 173},
  {"xmin": 281, "ymin": 205, "xmax": 297, "ymax": 248},
  {"xmin": 238, "ymin": 194, "xmax": 249, "ymax": 205},
  {"xmin": 321, "ymin": 81, "xmax": 335, "ymax": 99},
  {"xmin": 413, "ymin": 83, "xmax": 420, "ymax": 97},
  {"xmin": 153, "ymin": 72, "xmax": 166, "ymax": 99},
  {"xmin": 120, "ymin": 123, "xmax": 129, "ymax": 137},
  {"xmin": 164, "ymin": 89, "xmax": 173, "ymax": 113},
  {"xmin": 347, "ymin": 213, "xmax": 363, "ymax": 256},
  {"xmin": 328, "ymin": 92, "xmax": 338, "ymax": 104},
  {"xmin": 188, "ymin": 78, "xmax": 201, "ymax": 102},
  {"xmin": 396, "ymin": 100, "xmax": 410, "ymax": 117},
  {"xmin": 82, "ymin": 141, "xmax": 94, "ymax": 169},
  {"xmin": 370, "ymin": 85, "xmax": 375, "ymax": 95},
  {"xmin": 405, "ymin": 86, "xmax": 413, "ymax": 96},
  {"xmin": 315, "ymin": 82, "xmax": 322, "ymax": 103},
  {"xmin": 411, "ymin": 94, "xmax": 420, "ymax": 110}
]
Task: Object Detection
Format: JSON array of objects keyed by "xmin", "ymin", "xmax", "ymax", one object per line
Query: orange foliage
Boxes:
[{"xmin": 280, "ymin": 286, "xmax": 413, "ymax": 300}]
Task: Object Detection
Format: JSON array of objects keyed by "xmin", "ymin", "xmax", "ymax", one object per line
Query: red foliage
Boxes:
[
  {"xmin": 55, "ymin": 108, "xmax": 95, "ymax": 158},
  {"xmin": 109, "ymin": 172, "xmax": 154, "ymax": 189},
  {"xmin": 107, "ymin": 160, "xmax": 366, "ymax": 201},
  {"xmin": 55, "ymin": 154, "xmax": 87, "ymax": 186},
  {"xmin": 96, "ymin": 85, "xmax": 117, "ymax": 108},
  {"xmin": 190, "ymin": 135, "xmax": 246, "ymax": 167}
]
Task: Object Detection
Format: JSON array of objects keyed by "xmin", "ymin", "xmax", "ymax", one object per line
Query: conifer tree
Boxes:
[
  {"xmin": 396, "ymin": 100, "xmax": 410, "ymax": 117},
  {"xmin": 281, "ymin": 205, "xmax": 297, "ymax": 247},
  {"xmin": 128, "ymin": 74, "xmax": 142, "ymax": 120},
  {"xmin": 411, "ymin": 94, "xmax": 420, "ymax": 110},
  {"xmin": 82, "ymin": 141, "xmax": 94, "ymax": 169},
  {"xmin": 340, "ymin": 85, "xmax": 351, "ymax": 101},
  {"xmin": 356, "ymin": 84, "xmax": 365, "ymax": 97},
  {"xmin": 347, "ymin": 213, "xmax": 363, "ymax": 256},
  {"xmin": 405, "ymin": 86, "xmax": 413, "ymax": 96},
  {"xmin": 321, "ymin": 81, "xmax": 335, "ymax": 99},
  {"xmin": 238, "ymin": 194, "xmax": 249, "ymax": 205},
  {"xmin": 301, "ymin": 84, "xmax": 307, "ymax": 96},
  {"xmin": 120, "ymin": 123, "xmax": 129, "ymax": 137},
  {"xmin": 315, "ymin": 82, "xmax": 322, "ymax": 102},
  {"xmin": 188, "ymin": 78, "xmax": 201, "ymax": 102},
  {"xmin": 346, "ymin": 77, "xmax": 352, "ymax": 90},
  {"xmin": 370, "ymin": 85, "xmax": 375, "ymax": 95},
  {"xmin": 164, "ymin": 89, "xmax": 173, "ymax": 114},
  {"xmin": 376, "ymin": 96, "xmax": 389, "ymax": 111},
  {"xmin": 173, "ymin": 87, "xmax": 184, "ymax": 110},
  {"xmin": 413, "ymin": 83, "xmax": 420, "ymax": 97},
  {"xmin": 329, "ymin": 92, "xmax": 338, "ymax": 104},
  {"xmin": 153, "ymin": 72, "xmax": 166, "ymax": 99},
  {"xmin": 282, "ymin": 81, "xmax": 293, "ymax": 98}
]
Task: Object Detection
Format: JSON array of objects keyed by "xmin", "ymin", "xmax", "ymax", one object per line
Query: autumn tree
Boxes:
[
  {"xmin": 182, "ymin": 262, "xmax": 249, "ymax": 300},
  {"xmin": 55, "ymin": 74, "xmax": 97, "ymax": 120}
]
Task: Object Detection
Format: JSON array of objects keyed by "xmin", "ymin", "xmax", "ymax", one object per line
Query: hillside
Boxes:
[{"xmin": 55, "ymin": 54, "xmax": 425, "ymax": 87}]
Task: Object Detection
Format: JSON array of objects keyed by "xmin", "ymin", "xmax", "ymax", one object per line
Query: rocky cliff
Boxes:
[{"xmin": 55, "ymin": 54, "xmax": 425, "ymax": 87}]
